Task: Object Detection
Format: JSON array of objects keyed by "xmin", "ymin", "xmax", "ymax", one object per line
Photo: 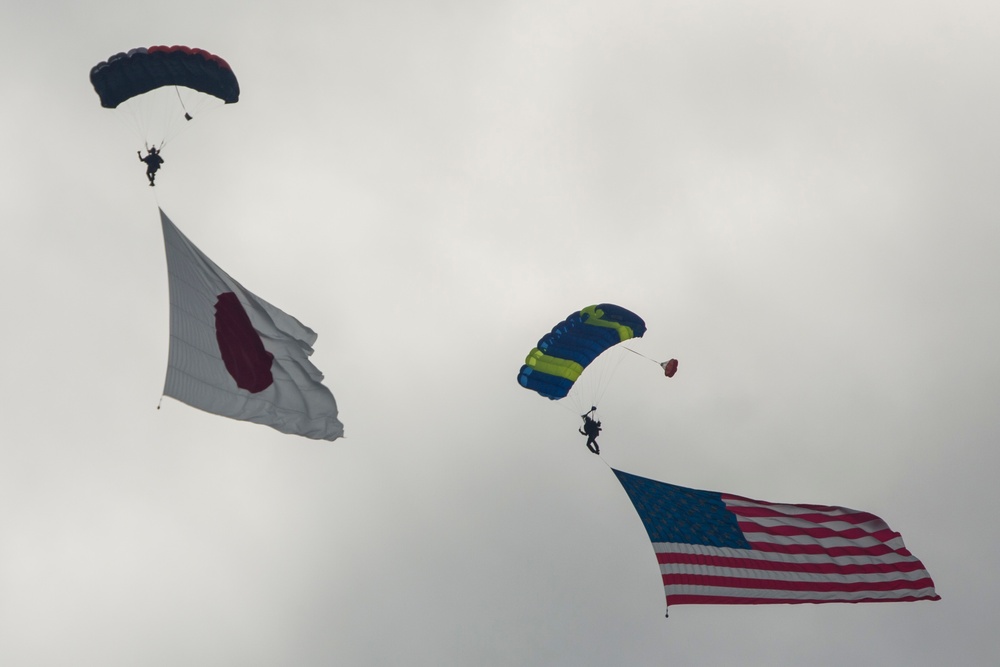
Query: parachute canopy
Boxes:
[
  {"xmin": 518, "ymin": 304, "xmax": 646, "ymax": 400},
  {"xmin": 90, "ymin": 46, "xmax": 239, "ymax": 109}
]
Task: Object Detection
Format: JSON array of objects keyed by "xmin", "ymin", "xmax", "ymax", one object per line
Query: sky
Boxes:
[{"xmin": 2, "ymin": 1, "xmax": 998, "ymax": 664}]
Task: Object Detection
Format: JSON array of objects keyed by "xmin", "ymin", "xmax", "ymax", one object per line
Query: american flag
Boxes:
[{"xmin": 613, "ymin": 469, "xmax": 939, "ymax": 609}]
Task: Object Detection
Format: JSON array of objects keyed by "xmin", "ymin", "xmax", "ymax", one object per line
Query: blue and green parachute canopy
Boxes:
[{"xmin": 517, "ymin": 304, "xmax": 646, "ymax": 400}]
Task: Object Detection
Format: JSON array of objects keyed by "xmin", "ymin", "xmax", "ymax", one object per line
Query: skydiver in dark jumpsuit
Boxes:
[
  {"xmin": 580, "ymin": 406, "xmax": 602, "ymax": 455},
  {"xmin": 138, "ymin": 147, "xmax": 164, "ymax": 186}
]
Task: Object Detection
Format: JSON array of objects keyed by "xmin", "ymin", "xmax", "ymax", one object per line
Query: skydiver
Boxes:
[
  {"xmin": 579, "ymin": 406, "xmax": 602, "ymax": 455},
  {"xmin": 138, "ymin": 146, "xmax": 164, "ymax": 186}
]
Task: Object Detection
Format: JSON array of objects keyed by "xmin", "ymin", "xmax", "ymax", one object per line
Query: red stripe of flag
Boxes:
[
  {"xmin": 662, "ymin": 573, "xmax": 937, "ymax": 594},
  {"xmin": 657, "ymin": 551, "xmax": 930, "ymax": 575},
  {"xmin": 727, "ymin": 504, "xmax": 884, "ymax": 525},
  {"xmin": 666, "ymin": 593, "xmax": 936, "ymax": 605},
  {"xmin": 745, "ymin": 539, "xmax": 903, "ymax": 558},
  {"xmin": 737, "ymin": 520, "xmax": 901, "ymax": 543},
  {"xmin": 722, "ymin": 494, "xmax": 869, "ymax": 514}
]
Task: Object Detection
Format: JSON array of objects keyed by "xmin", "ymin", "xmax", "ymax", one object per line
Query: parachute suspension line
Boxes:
[
  {"xmin": 556, "ymin": 399, "xmax": 581, "ymax": 419},
  {"xmin": 174, "ymin": 86, "xmax": 193, "ymax": 121},
  {"xmin": 592, "ymin": 348, "xmax": 627, "ymax": 408}
]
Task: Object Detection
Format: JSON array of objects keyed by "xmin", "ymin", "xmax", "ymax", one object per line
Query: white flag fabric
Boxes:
[{"xmin": 160, "ymin": 209, "xmax": 344, "ymax": 441}]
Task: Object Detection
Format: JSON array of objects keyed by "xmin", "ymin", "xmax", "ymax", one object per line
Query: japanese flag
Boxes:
[{"xmin": 160, "ymin": 209, "xmax": 343, "ymax": 441}]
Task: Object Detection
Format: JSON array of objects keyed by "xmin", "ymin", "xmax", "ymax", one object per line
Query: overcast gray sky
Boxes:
[{"xmin": 2, "ymin": 1, "xmax": 998, "ymax": 664}]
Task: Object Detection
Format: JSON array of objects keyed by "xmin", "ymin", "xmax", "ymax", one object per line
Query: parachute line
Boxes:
[
  {"xmin": 621, "ymin": 346, "xmax": 657, "ymax": 363},
  {"xmin": 174, "ymin": 86, "xmax": 191, "ymax": 119}
]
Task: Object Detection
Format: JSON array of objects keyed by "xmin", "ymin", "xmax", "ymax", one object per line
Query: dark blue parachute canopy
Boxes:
[
  {"xmin": 90, "ymin": 46, "xmax": 239, "ymax": 109},
  {"xmin": 517, "ymin": 304, "xmax": 646, "ymax": 400}
]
